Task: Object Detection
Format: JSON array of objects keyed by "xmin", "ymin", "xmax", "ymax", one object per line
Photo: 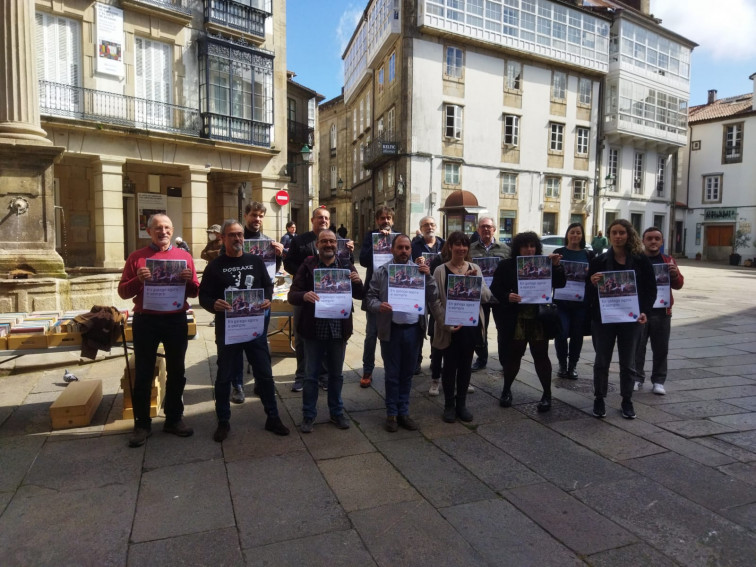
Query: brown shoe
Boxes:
[
  {"xmin": 397, "ymin": 415, "xmax": 419, "ymax": 431},
  {"xmin": 385, "ymin": 416, "xmax": 398, "ymax": 433},
  {"xmin": 128, "ymin": 427, "xmax": 152, "ymax": 448},
  {"xmin": 213, "ymin": 421, "xmax": 230, "ymax": 443},
  {"xmin": 163, "ymin": 419, "xmax": 194, "ymax": 437},
  {"xmin": 360, "ymin": 373, "xmax": 372, "ymax": 388}
]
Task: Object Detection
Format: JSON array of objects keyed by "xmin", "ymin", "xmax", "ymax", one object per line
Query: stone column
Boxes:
[
  {"xmin": 92, "ymin": 157, "xmax": 126, "ymax": 269},
  {"xmin": 181, "ymin": 166, "xmax": 209, "ymax": 257}
]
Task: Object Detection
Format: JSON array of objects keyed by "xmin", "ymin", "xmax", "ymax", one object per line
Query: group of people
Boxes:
[{"xmin": 119, "ymin": 205, "xmax": 682, "ymax": 448}]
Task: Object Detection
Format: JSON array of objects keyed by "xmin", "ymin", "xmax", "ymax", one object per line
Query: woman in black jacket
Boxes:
[
  {"xmin": 490, "ymin": 232, "xmax": 566, "ymax": 412},
  {"xmin": 586, "ymin": 219, "xmax": 656, "ymax": 420}
]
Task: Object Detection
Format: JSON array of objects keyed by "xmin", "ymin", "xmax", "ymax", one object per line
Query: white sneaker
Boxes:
[
  {"xmin": 633, "ymin": 381, "xmax": 642, "ymax": 391},
  {"xmin": 467, "ymin": 385, "xmax": 475, "ymax": 394},
  {"xmin": 652, "ymin": 383, "xmax": 666, "ymax": 395},
  {"xmin": 428, "ymin": 380, "xmax": 440, "ymax": 396}
]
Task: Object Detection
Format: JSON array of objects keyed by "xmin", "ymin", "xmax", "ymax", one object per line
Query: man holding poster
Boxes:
[
  {"xmin": 199, "ymin": 220, "xmax": 290, "ymax": 442},
  {"xmin": 632, "ymin": 227, "xmax": 684, "ymax": 395},
  {"xmin": 288, "ymin": 230, "xmax": 364, "ymax": 433},
  {"xmin": 587, "ymin": 219, "xmax": 656, "ymax": 420},
  {"xmin": 118, "ymin": 214, "xmax": 199, "ymax": 448}
]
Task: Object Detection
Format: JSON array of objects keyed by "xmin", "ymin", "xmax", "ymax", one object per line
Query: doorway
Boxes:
[{"xmin": 705, "ymin": 224, "xmax": 734, "ymax": 261}]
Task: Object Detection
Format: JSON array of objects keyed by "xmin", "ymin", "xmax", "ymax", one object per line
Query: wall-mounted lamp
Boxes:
[{"xmin": 337, "ymin": 177, "xmax": 344, "ymax": 191}]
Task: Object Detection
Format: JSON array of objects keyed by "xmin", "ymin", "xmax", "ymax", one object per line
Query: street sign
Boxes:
[{"xmin": 275, "ymin": 190, "xmax": 289, "ymax": 206}]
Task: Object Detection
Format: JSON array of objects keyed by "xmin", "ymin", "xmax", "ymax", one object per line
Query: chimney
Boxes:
[
  {"xmin": 751, "ymin": 72, "xmax": 756, "ymax": 111},
  {"xmin": 707, "ymin": 89, "xmax": 717, "ymax": 105}
]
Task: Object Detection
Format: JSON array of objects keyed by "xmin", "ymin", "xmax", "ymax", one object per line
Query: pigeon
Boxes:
[{"xmin": 63, "ymin": 369, "xmax": 78, "ymax": 383}]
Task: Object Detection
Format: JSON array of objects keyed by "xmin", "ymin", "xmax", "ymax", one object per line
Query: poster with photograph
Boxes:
[
  {"xmin": 372, "ymin": 232, "xmax": 398, "ymax": 271},
  {"xmin": 444, "ymin": 274, "xmax": 482, "ymax": 327},
  {"xmin": 652, "ymin": 263, "xmax": 671, "ymax": 308},
  {"xmin": 337, "ymin": 239, "xmax": 351, "ymax": 265},
  {"xmin": 95, "ymin": 3, "xmax": 124, "ymax": 77},
  {"xmin": 244, "ymin": 239, "xmax": 276, "ymax": 279},
  {"xmin": 387, "ymin": 264, "xmax": 425, "ymax": 315},
  {"xmin": 313, "ymin": 268, "xmax": 353, "ymax": 319},
  {"xmin": 597, "ymin": 270, "xmax": 641, "ymax": 324},
  {"xmin": 473, "ymin": 257, "xmax": 500, "ymax": 287},
  {"xmin": 554, "ymin": 261, "xmax": 589, "ymax": 302},
  {"xmin": 421, "ymin": 252, "xmax": 439, "ymax": 266},
  {"xmin": 137, "ymin": 193, "xmax": 168, "ymax": 238},
  {"xmin": 224, "ymin": 288, "xmax": 265, "ymax": 345},
  {"xmin": 516, "ymin": 256, "xmax": 553, "ymax": 304},
  {"xmin": 143, "ymin": 259, "xmax": 186, "ymax": 311}
]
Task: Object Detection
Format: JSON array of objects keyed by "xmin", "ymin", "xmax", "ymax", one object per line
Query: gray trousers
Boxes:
[
  {"xmin": 632, "ymin": 311, "xmax": 671, "ymax": 385},
  {"xmin": 592, "ymin": 320, "xmax": 641, "ymax": 400}
]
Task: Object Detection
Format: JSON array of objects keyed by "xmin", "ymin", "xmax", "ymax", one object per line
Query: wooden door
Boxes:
[{"xmin": 705, "ymin": 224, "xmax": 734, "ymax": 260}]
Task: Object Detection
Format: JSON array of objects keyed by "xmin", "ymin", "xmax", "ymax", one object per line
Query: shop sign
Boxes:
[{"xmin": 704, "ymin": 208, "xmax": 737, "ymax": 221}]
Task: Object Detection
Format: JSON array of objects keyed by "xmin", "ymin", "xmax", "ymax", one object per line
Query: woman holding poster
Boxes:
[
  {"xmin": 490, "ymin": 232, "xmax": 565, "ymax": 412},
  {"xmin": 431, "ymin": 232, "xmax": 491, "ymax": 424},
  {"xmin": 586, "ymin": 219, "xmax": 656, "ymax": 420},
  {"xmin": 553, "ymin": 223, "xmax": 595, "ymax": 380}
]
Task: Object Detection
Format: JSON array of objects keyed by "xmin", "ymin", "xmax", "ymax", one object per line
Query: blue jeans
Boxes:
[
  {"xmin": 555, "ymin": 302, "xmax": 588, "ymax": 368},
  {"xmin": 592, "ymin": 320, "xmax": 641, "ymax": 400},
  {"xmin": 380, "ymin": 323, "xmax": 422, "ymax": 416},
  {"xmin": 632, "ymin": 311, "xmax": 671, "ymax": 385},
  {"xmin": 302, "ymin": 338, "xmax": 346, "ymax": 419},
  {"xmin": 132, "ymin": 312, "xmax": 188, "ymax": 429},
  {"xmin": 215, "ymin": 336, "xmax": 278, "ymax": 423},
  {"xmin": 362, "ymin": 311, "xmax": 378, "ymax": 374}
]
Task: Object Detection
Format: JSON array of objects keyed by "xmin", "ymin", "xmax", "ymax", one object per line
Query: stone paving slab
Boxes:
[
  {"xmin": 719, "ymin": 502, "xmax": 756, "ymax": 532},
  {"xmin": 128, "ymin": 527, "xmax": 243, "ymax": 567},
  {"xmin": 666, "ymin": 375, "xmax": 756, "ymax": 391},
  {"xmin": 586, "ymin": 542, "xmax": 681, "ymax": 567},
  {"xmin": 550, "ymin": 418, "xmax": 667, "ymax": 461},
  {"xmin": 659, "ymin": 399, "xmax": 750, "ymax": 419},
  {"xmin": 707, "ymin": 364, "xmax": 756, "ymax": 377},
  {"xmin": 350, "ymin": 499, "xmax": 488, "ymax": 567},
  {"xmin": 656, "ymin": 418, "xmax": 739, "ymax": 438},
  {"xmin": 298, "ymin": 417, "xmax": 376, "ymax": 460},
  {"xmin": 0, "ymin": 434, "xmax": 45, "ymax": 492},
  {"xmin": 718, "ymin": 461, "xmax": 756, "ymax": 486},
  {"xmin": 247, "ymin": 529, "xmax": 377, "ymax": 567},
  {"xmin": 503, "ymin": 482, "xmax": 638, "ymax": 555},
  {"xmin": 727, "ymin": 395, "xmax": 756, "ymax": 411},
  {"xmin": 318, "ymin": 451, "xmax": 420, "ymax": 512},
  {"xmin": 643, "ymin": 430, "xmax": 735, "ymax": 467},
  {"xmin": 442, "ymin": 498, "xmax": 584, "ymax": 566},
  {"xmin": 696, "ymin": 435, "xmax": 756, "ymax": 463},
  {"xmin": 710, "ymin": 411, "xmax": 756, "ymax": 431},
  {"xmin": 715, "ymin": 430, "xmax": 756, "ymax": 452},
  {"xmin": 132, "ymin": 459, "xmax": 235, "ymax": 543},
  {"xmin": 574, "ymin": 477, "xmax": 756, "ymax": 567},
  {"xmin": 228, "ymin": 450, "xmax": 349, "ymax": 549},
  {"xmin": 377, "ymin": 437, "xmax": 496, "ymax": 508}
]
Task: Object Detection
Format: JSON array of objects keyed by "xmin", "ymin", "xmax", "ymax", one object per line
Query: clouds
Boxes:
[
  {"xmin": 337, "ymin": 4, "xmax": 364, "ymax": 54},
  {"xmin": 653, "ymin": 0, "xmax": 756, "ymax": 60}
]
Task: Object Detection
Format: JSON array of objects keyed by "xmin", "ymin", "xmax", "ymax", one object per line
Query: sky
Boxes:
[{"xmin": 286, "ymin": 0, "xmax": 756, "ymax": 107}]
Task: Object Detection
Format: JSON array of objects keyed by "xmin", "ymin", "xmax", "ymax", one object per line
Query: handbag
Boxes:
[{"xmin": 537, "ymin": 303, "xmax": 561, "ymax": 339}]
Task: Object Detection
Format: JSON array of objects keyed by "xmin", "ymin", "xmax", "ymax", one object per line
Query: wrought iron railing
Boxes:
[
  {"xmin": 363, "ymin": 133, "xmax": 398, "ymax": 168},
  {"xmin": 288, "ymin": 120, "xmax": 313, "ymax": 146},
  {"xmin": 205, "ymin": 0, "xmax": 269, "ymax": 38},
  {"xmin": 130, "ymin": 0, "xmax": 192, "ymax": 16},
  {"xmin": 201, "ymin": 112, "xmax": 271, "ymax": 147},
  {"xmin": 39, "ymin": 81, "xmax": 200, "ymax": 136}
]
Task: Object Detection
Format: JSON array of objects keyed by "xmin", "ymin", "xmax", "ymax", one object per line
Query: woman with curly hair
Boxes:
[
  {"xmin": 431, "ymin": 231, "xmax": 491, "ymax": 423},
  {"xmin": 586, "ymin": 219, "xmax": 656, "ymax": 420},
  {"xmin": 489, "ymin": 231, "xmax": 566, "ymax": 412}
]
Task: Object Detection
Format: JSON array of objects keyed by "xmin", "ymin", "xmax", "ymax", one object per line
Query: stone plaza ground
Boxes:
[{"xmin": 1, "ymin": 260, "xmax": 756, "ymax": 566}]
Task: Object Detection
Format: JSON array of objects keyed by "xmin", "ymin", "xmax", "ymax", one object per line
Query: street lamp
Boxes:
[
  {"xmin": 300, "ymin": 144, "xmax": 312, "ymax": 163},
  {"xmin": 337, "ymin": 177, "xmax": 344, "ymax": 191}
]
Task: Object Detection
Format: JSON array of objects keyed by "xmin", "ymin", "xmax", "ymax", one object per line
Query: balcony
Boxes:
[
  {"xmin": 39, "ymin": 81, "xmax": 199, "ymax": 136},
  {"xmin": 201, "ymin": 112, "xmax": 271, "ymax": 147},
  {"xmin": 363, "ymin": 134, "xmax": 399, "ymax": 169},
  {"xmin": 122, "ymin": 0, "xmax": 192, "ymax": 24},
  {"xmin": 288, "ymin": 120, "xmax": 314, "ymax": 147},
  {"xmin": 205, "ymin": 0, "xmax": 270, "ymax": 41}
]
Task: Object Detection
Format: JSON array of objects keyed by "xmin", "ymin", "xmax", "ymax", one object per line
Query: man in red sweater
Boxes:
[{"xmin": 119, "ymin": 214, "xmax": 199, "ymax": 447}]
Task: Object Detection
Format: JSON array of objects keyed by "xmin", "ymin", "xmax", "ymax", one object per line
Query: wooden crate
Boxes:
[
  {"xmin": 0, "ymin": 336, "xmax": 7, "ymax": 350},
  {"xmin": 47, "ymin": 332, "xmax": 82, "ymax": 347},
  {"xmin": 268, "ymin": 315, "xmax": 295, "ymax": 356},
  {"xmin": 121, "ymin": 355, "xmax": 166, "ymax": 420},
  {"xmin": 50, "ymin": 380, "xmax": 103, "ymax": 430},
  {"xmin": 187, "ymin": 321, "xmax": 197, "ymax": 337},
  {"xmin": 8, "ymin": 333, "xmax": 48, "ymax": 350}
]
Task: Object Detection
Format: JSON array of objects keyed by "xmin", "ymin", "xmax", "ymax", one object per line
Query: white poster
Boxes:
[
  {"xmin": 244, "ymin": 239, "xmax": 277, "ymax": 280},
  {"xmin": 372, "ymin": 232, "xmax": 398, "ymax": 271},
  {"xmin": 313, "ymin": 268, "xmax": 353, "ymax": 319},
  {"xmin": 95, "ymin": 3, "xmax": 124, "ymax": 77},
  {"xmin": 473, "ymin": 257, "xmax": 500, "ymax": 287},
  {"xmin": 143, "ymin": 259, "xmax": 186, "ymax": 311},
  {"xmin": 516, "ymin": 256, "xmax": 553, "ymax": 304},
  {"xmin": 387, "ymin": 264, "xmax": 425, "ymax": 315},
  {"xmin": 652, "ymin": 263, "xmax": 671, "ymax": 308},
  {"xmin": 554, "ymin": 261, "xmax": 589, "ymax": 302},
  {"xmin": 444, "ymin": 275, "xmax": 482, "ymax": 327},
  {"xmin": 138, "ymin": 193, "xmax": 168, "ymax": 238},
  {"xmin": 224, "ymin": 289, "xmax": 266, "ymax": 345},
  {"xmin": 597, "ymin": 270, "xmax": 642, "ymax": 324}
]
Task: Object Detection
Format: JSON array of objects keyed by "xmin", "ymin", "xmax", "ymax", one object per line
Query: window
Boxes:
[
  {"xmin": 387, "ymin": 107, "xmax": 395, "ymax": 136},
  {"xmin": 445, "ymin": 46, "xmax": 464, "ymax": 78},
  {"xmin": 366, "ymin": 94, "xmax": 370, "ymax": 129},
  {"xmin": 551, "ymin": 71, "xmax": 566, "ymax": 101},
  {"xmin": 549, "ymin": 123, "xmax": 564, "ymax": 152},
  {"xmin": 330, "ymin": 165, "xmax": 337, "ymax": 190},
  {"xmin": 573, "ymin": 179, "xmax": 586, "ymax": 201},
  {"xmin": 378, "ymin": 67, "xmax": 384, "ymax": 94},
  {"xmin": 545, "ymin": 177, "xmax": 561, "ymax": 198},
  {"xmin": 359, "ymin": 144, "xmax": 364, "ymax": 179},
  {"xmin": 287, "ymin": 98, "xmax": 296, "ymax": 122},
  {"xmin": 703, "ymin": 174, "xmax": 722, "ymax": 203},
  {"xmin": 353, "ymin": 109, "xmax": 357, "ymax": 140},
  {"xmin": 36, "ymin": 12, "xmax": 82, "ymax": 113},
  {"xmin": 578, "ymin": 78, "xmax": 592, "ymax": 105},
  {"xmin": 388, "ymin": 51, "xmax": 396, "ymax": 82},
  {"xmin": 503, "ymin": 115, "xmax": 520, "ymax": 146},
  {"xmin": 542, "ymin": 212, "xmax": 558, "ymax": 236},
  {"xmin": 377, "ymin": 116, "xmax": 384, "ymax": 136},
  {"xmin": 329, "ymin": 124, "xmax": 337, "ymax": 149},
  {"xmin": 630, "ymin": 213, "xmax": 643, "ymax": 235},
  {"xmin": 656, "ymin": 156, "xmax": 666, "ymax": 196},
  {"xmin": 445, "ymin": 104, "xmax": 463, "ymax": 139},
  {"xmin": 505, "ymin": 60, "xmax": 522, "ymax": 91},
  {"xmin": 576, "ymin": 127, "xmax": 589, "ymax": 156},
  {"xmin": 653, "ymin": 215, "xmax": 665, "ymax": 234},
  {"xmin": 359, "ymin": 99, "xmax": 364, "ymax": 133},
  {"xmin": 723, "ymin": 123, "xmax": 743, "ymax": 163},
  {"xmin": 352, "ymin": 147, "xmax": 357, "ymax": 183},
  {"xmin": 633, "ymin": 151, "xmax": 644, "ymax": 193},
  {"xmin": 387, "ymin": 163, "xmax": 395, "ymax": 187},
  {"xmin": 607, "ymin": 147, "xmax": 619, "ymax": 190},
  {"xmin": 287, "ymin": 152, "xmax": 297, "ymax": 182},
  {"xmin": 501, "ymin": 172, "xmax": 517, "ymax": 195},
  {"xmin": 135, "ymin": 38, "xmax": 172, "ymax": 126},
  {"xmin": 444, "ymin": 162, "xmax": 460, "ymax": 185},
  {"xmin": 377, "ymin": 168, "xmax": 384, "ymax": 194}
]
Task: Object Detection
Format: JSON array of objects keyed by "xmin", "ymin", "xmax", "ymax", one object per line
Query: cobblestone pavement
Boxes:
[{"xmin": 1, "ymin": 260, "xmax": 756, "ymax": 566}]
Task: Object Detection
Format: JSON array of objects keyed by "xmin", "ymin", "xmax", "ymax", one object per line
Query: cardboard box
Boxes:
[
  {"xmin": 124, "ymin": 326, "xmax": 133, "ymax": 342},
  {"xmin": 121, "ymin": 355, "xmax": 166, "ymax": 420},
  {"xmin": 122, "ymin": 404, "xmax": 158, "ymax": 420},
  {"xmin": 8, "ymin": 333, "xmax": 48, "ymax": 350},
  {"xmin": 47, "ymin": 332, "xmax": 82, "ymax": 348},
  {"xmin": 0, "ymin": 336, "xmax": 7, "ymax": 350},
  {"xmin": 50, "ymin": 380, "xmax": 103, "ymax": 430},
  {"xmin": 270, "ymin": 300, "xmax": 293, "ymax": 315},
  {"xmin": 187, "ymin": 321, "xmax": 197, "ymax": 337}
]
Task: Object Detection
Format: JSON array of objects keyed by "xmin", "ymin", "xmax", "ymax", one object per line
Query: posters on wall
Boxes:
[
  {"xmin": 95, "ymin": 3, "xmax": 124, "ymax": 77},
  {"xmin": 138, "ymin": 193, "xmax": 168, "ymax": 238}
]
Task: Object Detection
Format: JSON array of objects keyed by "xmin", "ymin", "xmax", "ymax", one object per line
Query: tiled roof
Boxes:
[{"xmin": 689, "ymin": 93, "xmax": 754, "ymax": 122}]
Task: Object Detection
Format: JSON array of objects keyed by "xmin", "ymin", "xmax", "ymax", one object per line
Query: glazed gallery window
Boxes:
[
  {"xmin": 445, "ymin": 104, "xmax": 463, "ymax": 139},
  {"xmin": 503, "ymin": 114, "xmax": 520, "ymax": 146},
  {"xmin": 703, "ymin": 175, "xmax": 722, "ymax": 203},
  {"xmin": 549, "ymin": 123, "xmax": 564, "ymax": 152},
  {"xmin": 445, "ymin": 46, "xmax": 464, "ymax": 78},
  {"xmin": 444, "ymin": 162, "xmax": 461, "ymax": 185},
  {"xmin": 723, "ymin": 123, "xmax": 743, "ymax": 164}
]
